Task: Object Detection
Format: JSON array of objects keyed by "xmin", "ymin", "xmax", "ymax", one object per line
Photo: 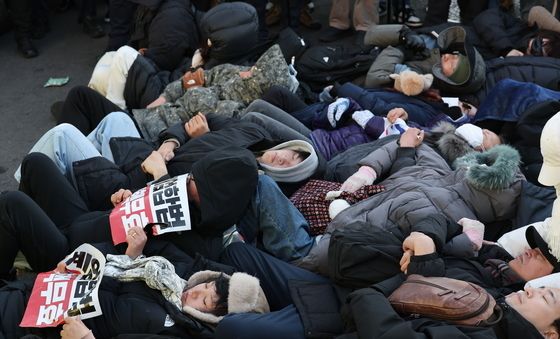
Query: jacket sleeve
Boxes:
[
  {"xmin": 389, "ymin": 147, "xmax": 416, "ymax": 175},
  {"xmin": 411, "ymin": 214, "xmax": 463, "ymax": 252},
  {"xmin": 345, "ymin": 287, "xmax": 495, "ymax": 339},
  {"xmin": 336, "ymin": 83, "xmax": 403, "ymax": 116},
  {"xmin": 358, "ymin": 140, "xmax": 400, "ymax": 178},
  {"xmin": 407, "ymin": 253, "xmax": 446, "ymax": 277},
  {"xmin": 161, "ymin": 80, "xmax": 185, "ymax": 102},
  {"xmin": 442, "ymin": 234, "xmax": 477, "ymax": 258},
  {"xmin": 473, "ymin": 8, "xmax": 519, "ymax": 57},
  {"xmin": 365, "ymin": 46, "xmax": 405, "ymax": 88}
]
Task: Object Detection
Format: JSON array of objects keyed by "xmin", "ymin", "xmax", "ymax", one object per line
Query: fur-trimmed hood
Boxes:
[
  {"xmin": 429, "ymin": 121, "xmax": 475, "ymax": 164},
  {"xmin": 454, "ymin": 144, "xmax": 521, "ymax": 190},
  {"xmin": 181, "ymin": 270, "xmax": 270, "ymax": 324}
]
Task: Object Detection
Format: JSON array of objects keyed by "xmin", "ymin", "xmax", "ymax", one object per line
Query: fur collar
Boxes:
[
  {"xmin": 182, "ymin": 270, "xmax": 270, "ymax": 324},
  {"xmin": 430, "ymin": 121, "xmax": 474, "ymax": 163},
  {"xmin": 454, "ymin": 145, "xmax": 521, "ymax": 190}
]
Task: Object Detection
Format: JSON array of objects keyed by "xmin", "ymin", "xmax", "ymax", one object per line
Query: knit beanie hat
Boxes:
[
  {"xmin": 181, "ymin": 270, "xmax": 270, "ymax": 324},
  {"xmin": 258, "ymin": 140, "xmax": 319, "ymax": 182},
  {"xmin": 455, "ymin": 123, "xmax": 484, "ymax": 149}
]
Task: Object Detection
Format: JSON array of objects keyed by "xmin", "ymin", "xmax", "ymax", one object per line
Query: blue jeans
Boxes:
[
  {"xmin": 236, "ymin": 175, "xmax": 315, "ymax": 262},
  {"xmin": 14, "ymin": 111, "xmax": 139, "ymax": 183}
]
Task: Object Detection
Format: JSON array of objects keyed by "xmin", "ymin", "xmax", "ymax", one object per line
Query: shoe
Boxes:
[
  {"xmin": 83, "ymin": 16, "xmax": 105, "ymax": 39},
  {"xmin": 265, "ymin": 4, "xmax": 282, "ymax": 26},
  {"xmin": 397, "ymin": 6, "xmax": 423, "ymax": 27},
  {"xmin": 307, "ymin": 1, "xmax": 314, "ymax": 12},
  {"xmin": 16, "ymin": 37, "xmax": 38, "ymax": 58},
  {"xmin": 299, "ymin": 7, "xmax": 321, "ymax": 30},
  {"xmin": 104, "ymin": 9, "xmax": 110, "ymax": 23},
  {"xmin": 319, "ymin": 27, "xmax": 351, "ymax": 42}
]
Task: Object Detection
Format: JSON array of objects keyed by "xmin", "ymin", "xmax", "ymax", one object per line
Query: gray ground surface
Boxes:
[
  {"xmin": 0, "ymin": 7, "xmax": 108, "ymax": 191},
  {"xmin": 0, "ymin": 0, "xmax": 431, "ymax": 192}
]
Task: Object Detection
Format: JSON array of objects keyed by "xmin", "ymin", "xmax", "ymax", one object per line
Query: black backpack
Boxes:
[{"xmin": 295, "ymin": 45, "xmax": 378, "ymax": 91}]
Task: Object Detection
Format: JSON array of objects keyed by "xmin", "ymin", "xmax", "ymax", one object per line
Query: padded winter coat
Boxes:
[{"xmin": 299, "ymin": 141, "xmax": 525, "ymax": 275}]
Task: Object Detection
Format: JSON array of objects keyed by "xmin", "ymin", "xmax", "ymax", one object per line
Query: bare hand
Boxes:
[
  {"xmin": 141, "ymin": 151, "xmax": 168, "ymax": 180},
  {"xmin": 61, "ymin": 317, "xmax": 94, "ymax": 339},
  {"xmin": 400, "ymin": 249, "xmax": 413, "ymax": 273},
  {"xmin": 402, "ymin": 231, "xmax": 435, "ymax": 256},
  {"xmin": 506, "ymin": 49, "xmax": 524, "ymax": 57},
  {"xmin": 157, "ymin": 141, "xmax": 176, "ymax": 162},
  {"xmin": 146, "ymin": 96, "xmax": 167, "ymax": 109},
  {"xmin": 184, "ymin": 113, "xmax": 210, "ymax": 138},
  {"xmin": 138, "ymin": 48, "xmax": 147, "ymax": 56},
  {"xmin": 399, "ymin": 127, "xmax": 424, "ymax": 147},
  {"xmin": 125, "ymin": 226, "xmax": 147, "ymax": 259},
  {"xmin": 55, "ymin": 261, "xmax": 68, "ymax": 273},
  {"xmin": 191, "ymin": 49, "xmax": 204, "ymax": 68},
  {"xmin": 110, "ymin": 188, "xmax": 133, "ymax": 207},
  {"xmin": 387, "ymin": 108, "xmax": 408, "ymax": 124}
]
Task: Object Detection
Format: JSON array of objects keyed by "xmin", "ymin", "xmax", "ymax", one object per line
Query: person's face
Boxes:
[
  {"xmin": 508, "ymin": 248, "xmax": 554, "ymax": 281},
  {"xmin": 440, "ymin": 54, "xmax": 460, "ymax": 77},
  {"xmin": 259, "ymin": 149, "xmax": 303, "ymax": 168},
  {"xmin": 477, "ymin": 129, "xmax": 501, "ymax": 151},
  {"xmin": 181, "ymin": 281, "xmax": 219, "ymax": 313},
  {"xmin": 506, "ymin": 287, "xmax": 560, "ymax": 337}
]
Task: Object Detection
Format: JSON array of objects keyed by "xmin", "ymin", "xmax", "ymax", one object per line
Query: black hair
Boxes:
[
  {"xmin": 535, "ymin": 30, "xmax": 560, "ymax": 59},
  {"xmin": 294, "ymin": 150, "xmax": 311, "ymax": 162},
  {"xmin": 553, "ymin": 318, "xmax": 560, "ymax": 333},
  {"xmin": 208, "ymin": 274, "xmax": 229, "ymax": 316}
]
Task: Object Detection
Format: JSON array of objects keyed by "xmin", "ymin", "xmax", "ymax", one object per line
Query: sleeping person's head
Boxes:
[
  {"xmin": 257, "ymin": 140, "xmax": 319, "ymax": 182},
  {"xmin": 455, "ymin": 123, "xmax": 502, "ymax": 151},
  {"xmin": 181, "ymin": 271, "xmax": 269, "ymax": 324},
  {"xmin": 505, "ymin": 287, "xmax": 560, "ymax": 338},
  {"xmin": 508, "ymin": 226, "xmax": 560, "ymax": 281}
]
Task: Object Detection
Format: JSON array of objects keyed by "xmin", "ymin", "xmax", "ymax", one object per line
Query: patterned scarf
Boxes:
[
  {"xmin": 104, "ymin": 254, "xmax": 187, "ymax": 310},
  {"xmin": 484, "ymin": 258, "xmax": 525, "ymax": 287}
]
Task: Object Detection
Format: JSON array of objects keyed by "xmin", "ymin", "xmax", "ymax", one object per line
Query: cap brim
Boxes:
[
  {"xmin": 437, "ymin": 26, "xmax": 467, "ymax": 50},
  {"xmin": 538, "ymin": 163, "xmax": 560, "ymax": 186},
  {"xmin": 432, "ymin": 61, "xmax": 471, "ymax": 86},
  {"xmin": 526, "ymin": 226, "xmax": 560, "ymax": 272}
]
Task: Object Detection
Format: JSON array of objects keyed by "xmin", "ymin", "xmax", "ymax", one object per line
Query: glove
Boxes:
[
  {"xmin": 352, "ymin": 109, "xmax": 375, "ymax": 129},
  {"xmin": 340, "ymin": 166, "xmax": 377, "ymax": 193},
  {"xmin": 327, "ymin": 98, "xmax": 351, "ymax": 128},
  {"xmin": 457, "ymin": 218, "xmax": 485, "ymax": 251},
  {"xmin": 399, "ymin": 26, "xmax": 426, "ymax": 51}
]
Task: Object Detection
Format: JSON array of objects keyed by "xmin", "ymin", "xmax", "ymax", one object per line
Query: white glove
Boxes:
[
  {"xmin": 327, "ymin": 98, "xmax": 350, "ymax": 128},
  {"xmin": 457, "ymin": 217, "xmax": 485, "ymax": 251},
  {"xmin": 340, "ymin": 166, "xmax": 377, "ymax": 193}
]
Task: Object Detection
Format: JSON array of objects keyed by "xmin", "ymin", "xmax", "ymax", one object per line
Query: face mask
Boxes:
[{"xmin": 529, "ymin": 37, "xmax": 545, "ymax": 56}]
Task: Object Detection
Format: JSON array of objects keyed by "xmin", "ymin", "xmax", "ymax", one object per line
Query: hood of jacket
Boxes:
[
  {"xmin": 430, "ymin": 121, "xmax": 476, "ymax": 164},
  {"xmin": 191, "ymin": 147, "xmax": 258, "ymax": 234},
  {"xmin": 454, "ymin": 144, "xmax": 521, "ymax": 190}
]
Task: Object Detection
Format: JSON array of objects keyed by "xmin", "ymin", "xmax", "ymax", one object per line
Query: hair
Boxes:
[
  {"xmin": 537, "ymin": 30, "xmax": 560, "ymax": 59},
  {"xmin": 553, "ymin": 318, "xmax": 560, "ymax": 332},
  {"xmin": 294, "ymin": 150, "xmax": 311, "ymax": 162},
  {"xmin": 207, "ymin": 274, "xmax": 229, "ymax": 316}
]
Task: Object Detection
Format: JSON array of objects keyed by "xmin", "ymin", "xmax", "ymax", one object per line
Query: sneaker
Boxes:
[
  {"xmin": 402, "ymin": 6, "xmax": 423, "ymax": 27},
  {"xmin": 265, "ymin": 4, "xmax": 282, "ymax": 26},
  {"xmin": 299, "ymin": 7, "xmax": 321, "ymax": 30},
  {"xmin": 319, "ymin": 26, "xmax": 351, "ymax": 42}
]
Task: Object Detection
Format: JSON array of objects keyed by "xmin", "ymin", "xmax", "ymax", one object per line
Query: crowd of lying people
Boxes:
[{"xmin": 4, "ymin": 0, "xmax": 560, "ymax": 338}]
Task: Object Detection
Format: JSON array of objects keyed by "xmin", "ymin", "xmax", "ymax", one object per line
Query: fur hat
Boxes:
[
  {"xmin": 258, "ymin": 140, "xmax": 319, "ymax": 182},
  {"xmin": 430, "ymin": 121, "xmax": 474, "ymax": 163},
  {"xmin": 453, "ymin": 144, "xmax": 521, "ymax": 190},
  {"xmin": 390, "ymin": 71, "xmax": 433, "ymax": 96},
  {"xmin": 181, "ymin": 270, "xmax": 270, "ymax": 324}
]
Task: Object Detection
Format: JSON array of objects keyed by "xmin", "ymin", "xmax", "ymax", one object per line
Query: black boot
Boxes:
[
  {"xmin": 82, "ymin": 16, "xmax": 105, "ymax": 39},
  {"xmin": 16, "ymin": 37, "xmax": 38, "ymax": 58}
]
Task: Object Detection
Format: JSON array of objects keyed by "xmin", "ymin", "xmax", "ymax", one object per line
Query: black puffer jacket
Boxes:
[
  {"xmin": 129, "ymin": 0, "xmax": 200, "ymax": 72},
  {"xmin": 466, "ymin": 56, "xmax": 560, "ymax": 107},
  {"xmin": 200, "ymin": 2, "xmax": 259, "ymax": 69},
  {"xmin": 472, "ymin": 8, "xmax": 537, "ymax": 59}
]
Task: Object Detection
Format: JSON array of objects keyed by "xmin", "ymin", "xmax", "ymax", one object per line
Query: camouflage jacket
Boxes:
[{"xmin": 132, "ymin": 44, "xmax": 291, "ymax": 140}]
